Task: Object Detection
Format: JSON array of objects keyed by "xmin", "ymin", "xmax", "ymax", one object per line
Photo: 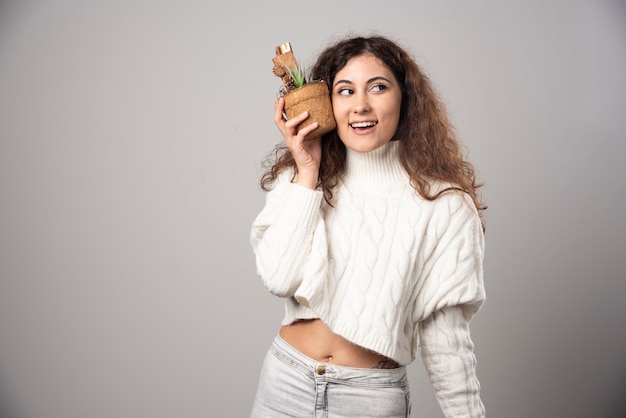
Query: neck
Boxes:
[{"xmin": 342, "ymin": 141, "xmax": 407, "ymax": 189}]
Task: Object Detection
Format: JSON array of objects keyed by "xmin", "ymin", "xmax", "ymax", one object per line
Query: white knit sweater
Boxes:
[{"xmin": 251, "ymin": 140, "xmax": 486, "ymax": 417}]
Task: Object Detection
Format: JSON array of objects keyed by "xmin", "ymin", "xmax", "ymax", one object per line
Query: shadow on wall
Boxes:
[
  {"xmin": 0, "ymin": 379, "xmax": 21, "ymax": 418},
  {"xmin": 606, "ymin": 367, "xmax": 626, "ymax": 418}
]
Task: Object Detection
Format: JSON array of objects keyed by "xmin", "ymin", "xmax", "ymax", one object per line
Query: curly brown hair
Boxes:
[{"xmin": 261, "ymin": 35, "xmax": 486, "ymax": 227}]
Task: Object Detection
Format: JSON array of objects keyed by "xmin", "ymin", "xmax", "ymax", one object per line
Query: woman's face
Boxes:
[{"xmin": 331, "ymin": 54, "xmax": 402, "ymax": 153}]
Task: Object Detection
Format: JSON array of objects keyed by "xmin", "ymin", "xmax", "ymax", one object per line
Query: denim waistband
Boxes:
[{"xmin": 270, "ymin": 334, "xmax": 408, "ymax": 388}]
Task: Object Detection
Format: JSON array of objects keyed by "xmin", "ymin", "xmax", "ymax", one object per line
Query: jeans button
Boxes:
[{"xmin": 316, "ymin": 365, "xmax": 326, "ymax": 375}]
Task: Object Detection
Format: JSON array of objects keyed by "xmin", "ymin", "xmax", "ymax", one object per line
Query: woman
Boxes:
[{"xmin": 250, "ymin": 35, "xmax": 487, "ymax": 417}]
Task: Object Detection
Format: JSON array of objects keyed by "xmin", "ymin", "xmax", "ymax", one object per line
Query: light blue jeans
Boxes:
[{"xmin": 251, "ymin": 335, "xmax": 411, "ymax": 418}]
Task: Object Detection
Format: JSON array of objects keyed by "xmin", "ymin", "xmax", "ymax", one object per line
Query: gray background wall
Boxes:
[{"xmin": 1, "ymin": 0, "xmax": 624, "ymax": 417}]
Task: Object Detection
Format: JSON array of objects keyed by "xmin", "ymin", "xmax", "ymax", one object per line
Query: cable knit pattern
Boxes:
[{"xmin": 251, "ymin": 140, "xmax": 486, "ymax": 416}]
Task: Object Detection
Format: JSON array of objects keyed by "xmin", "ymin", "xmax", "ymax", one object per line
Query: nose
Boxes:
[{"xmin": 352, "ymin": 92, "xmax": 370, "ymax": 113}]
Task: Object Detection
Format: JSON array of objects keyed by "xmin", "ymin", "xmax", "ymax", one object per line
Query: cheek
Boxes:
[
  {"xmin": 331, "ymin": 100, "xmax": 344, "ymax": 120},
  {"xmin": 386, "ymin": 102, "xmax": 402, "ymax": 131}
]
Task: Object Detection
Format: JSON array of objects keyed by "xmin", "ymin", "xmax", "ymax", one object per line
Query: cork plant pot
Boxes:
[{"xmin": 283, "ymin": 81, "xmax": 336, "ymax": 140}]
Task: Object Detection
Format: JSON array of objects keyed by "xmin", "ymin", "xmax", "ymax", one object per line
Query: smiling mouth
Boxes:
[{"xmin": 350, "ymin": 121, "xmax": 378, "ymax": 129}]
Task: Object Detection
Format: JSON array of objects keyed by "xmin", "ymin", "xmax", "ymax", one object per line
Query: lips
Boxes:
[{"xmin": 349, "ymin": 121, "xmax": 378, "ymax": 129}]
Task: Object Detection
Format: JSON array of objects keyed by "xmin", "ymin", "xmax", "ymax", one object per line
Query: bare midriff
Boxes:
[{"xmin": 279, "ymin": 319, "xmax": 399, "ymax": 369}]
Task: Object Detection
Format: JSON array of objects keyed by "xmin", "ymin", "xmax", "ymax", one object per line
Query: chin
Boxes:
[
  {"xmin": 352, "ymin": 145, "xmax": 379, "ymax": 153},
  {"xmin": 343, "ymin": 139, "xmax": 389, "ymax": 153}
]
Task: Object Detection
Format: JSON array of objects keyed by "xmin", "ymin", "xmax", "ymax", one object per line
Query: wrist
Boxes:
[{"xmin": 295, "ymin": 171, "xmax": 319, "ymax": 189}]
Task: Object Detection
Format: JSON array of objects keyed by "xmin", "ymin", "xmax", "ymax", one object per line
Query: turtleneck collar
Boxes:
[{"xmin": 342, "ymin": 140, "xmax": 408, "ymax": 190}]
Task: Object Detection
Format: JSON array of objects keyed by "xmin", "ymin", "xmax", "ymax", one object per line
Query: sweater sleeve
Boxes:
[
  {"xmin": 250, "ymin": 172, "xmax": 325, "ymax": 298},
  {"xmin": 414, "ymin": 191, "xmax": 486, "ymax": 417},
  {"xmin": 416, "ymin": 191, "xmax": 486, "ymax": 321},
  {"xmin": 419, "ymin": 306, "xmax": 485, "ymax": 417}
]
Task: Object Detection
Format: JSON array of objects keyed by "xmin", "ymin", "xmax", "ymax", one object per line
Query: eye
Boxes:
[
  {"xmin": 371, "ymin": 84, "xmax": 387, "ymax": 92},
  {"xmin": 337, "ymin": 87, "xmax": 353, "ymax": 96}
]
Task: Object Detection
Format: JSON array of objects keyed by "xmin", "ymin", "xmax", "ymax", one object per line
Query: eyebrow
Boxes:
[{"xmin": 333, "ymin": 76, "xmax": 392, "ymax": 87}]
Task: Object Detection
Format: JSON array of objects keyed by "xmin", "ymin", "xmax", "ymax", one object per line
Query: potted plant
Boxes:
[{"xmin": 272, "ymin": 42, "xmax": 336, "ymax": 140}]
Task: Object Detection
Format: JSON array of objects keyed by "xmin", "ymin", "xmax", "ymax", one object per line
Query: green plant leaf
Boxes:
[{"xmin": 287, "ymin": 62, "xmax": 306, "ymax": 88}]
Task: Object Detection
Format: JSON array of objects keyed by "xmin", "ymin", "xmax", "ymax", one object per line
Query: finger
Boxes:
[
  {"xmin": 280, "ymin": 112, "xmax": 311, "ymax": 144},
  {"xmin": 297, "ymin": 121, "xmax": 319, "ymax": 140},
  {"xmin": 284, "ymin": 111, "xmax": 310, "ymax": 130},
  {"xmin": 274, "ymin": 97, "xmax": 286, "ymax": 128}
]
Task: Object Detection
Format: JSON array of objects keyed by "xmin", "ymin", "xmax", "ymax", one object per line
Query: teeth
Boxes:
[{"xmin": 351, "ymin": 121, "xmax": 377, "ymax": 128}]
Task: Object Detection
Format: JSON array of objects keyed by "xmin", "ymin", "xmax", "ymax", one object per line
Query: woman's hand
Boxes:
[{"xmin": 274, "ymin": 97, "xmax": 321, "ymax": 190}]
